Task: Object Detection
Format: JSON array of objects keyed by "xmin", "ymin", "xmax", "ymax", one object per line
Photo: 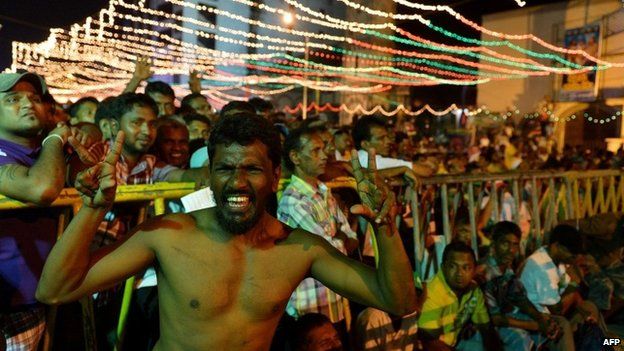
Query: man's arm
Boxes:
[
  {"xmin": 0, "ymin": 123, "xmax": 74, "ymax": 205},
  {"xmin": 309, "ymin": 223, "xmax": 416, "ymax": 316},
  {"xmin": 309, "ymin": 150, "xmax": 417, "ymax": 316},
  {"xmin": 36, "ymin": 207, "xmax": 155, "ymax": 304},
  {"xmin": 36, "ymin": 132, "xmax": 154, "ymax": 304},
  {"xmin": 189, "ymin": 69, "xmax": 202, "ymax": 94},
  {"xmin": 123, "ymin": 57, "xmax": 153, "ymax": 93}
]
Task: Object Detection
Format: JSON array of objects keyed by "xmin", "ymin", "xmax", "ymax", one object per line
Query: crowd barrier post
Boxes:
[{"xmin": 467, "ymin": 182, "xmax": 478, "ymax": 260}]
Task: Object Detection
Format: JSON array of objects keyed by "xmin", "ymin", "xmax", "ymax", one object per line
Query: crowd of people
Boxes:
[{"xmin": 1, "ymin": 61, "xmax": 624, "ymax": 351}]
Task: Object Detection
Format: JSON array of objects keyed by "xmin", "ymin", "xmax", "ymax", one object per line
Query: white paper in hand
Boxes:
[{"xmin": 181, "ymin": 187, "xmax": 216, "ymax": 213}]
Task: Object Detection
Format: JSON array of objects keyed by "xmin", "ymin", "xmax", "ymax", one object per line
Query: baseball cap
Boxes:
[{"xmin": 0, "ymin": 72, "xmax": 48, "ymax": 95}]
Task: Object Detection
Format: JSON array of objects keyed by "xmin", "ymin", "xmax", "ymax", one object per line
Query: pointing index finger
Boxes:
[{"xmin": 105, "ymin": 131, "xmax": 125, "ymax": 165}]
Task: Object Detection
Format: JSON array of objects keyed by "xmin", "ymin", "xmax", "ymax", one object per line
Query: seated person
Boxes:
[
  {"xmin": 289, "ymin": 313, "xmax": 343, "ymax": 351},
  {"xmin": 418, "ymin": 242, "xmax": 501, "ymax": 351},
  {"xmin": 520, "ymin": 225, "xmax": 604, "ymax": 343},
  {"xmin": 476, "ymin": 221, "xmax": 571, "ymax": 351},
  {"xmin": 355, "ymin": 305, "xmax": 419, "ymax": 350},
  {"xmin": 584, "ymin": 241, "xmax": 624, "ymax": 323}
]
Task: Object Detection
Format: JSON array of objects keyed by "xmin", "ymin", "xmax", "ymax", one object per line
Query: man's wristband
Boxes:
[{"xmin": 42, "ymin": 134, "xmax": 64, "ymax": 147}]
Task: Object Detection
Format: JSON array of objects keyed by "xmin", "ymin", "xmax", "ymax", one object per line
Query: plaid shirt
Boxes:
[
  {"xmin": 478, "ymin": 255, "xmax": 528, "ymax": 316},
  {"xmin": 90, "ymin": 142, "xmax": 176, "ymax": 248},
  {"xmin": 418, "ymin": 270, "xmax": 490, "ymax": 347},
  {"xmin": 0, "ymin": 305, "xmax": 45, "ymax": 340},
  {"xmin": 277, "ymin": 175, "xmax": 356, "ymax": 322}
]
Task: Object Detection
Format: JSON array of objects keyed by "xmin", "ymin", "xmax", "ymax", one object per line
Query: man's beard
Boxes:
[{"xmin": 215, "ymin": 205, "xmax": 263, "ymax": 235}]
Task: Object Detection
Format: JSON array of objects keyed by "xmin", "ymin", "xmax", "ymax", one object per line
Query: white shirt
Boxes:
[
  {"xmin": 357, "ymin": 149, "xmax": 412, "ymax": 170},
  {"xmin": 190, "ymin": 146, "xmax": 209, "ymax": 168},
  {"xmin": 520, "ymin": 247, "xmax": 570, "ymax": 313}
]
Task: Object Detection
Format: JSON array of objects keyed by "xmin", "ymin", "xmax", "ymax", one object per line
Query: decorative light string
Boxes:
[
  {"xmin": 283, "ymin": 102, "xmax": 461, "ymax": 117},
  {"xmin": 10, "ymin": 0, "xmax": 624, "ymax": 101}
]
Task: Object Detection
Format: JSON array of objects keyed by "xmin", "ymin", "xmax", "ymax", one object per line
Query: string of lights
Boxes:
[
  {"xmin": 283, "ymin": 102, "xmax": 462, "ymax": 117},
  {"xmin": 10, "ymin": 0, "xmax": 624, "ymax": 102}
]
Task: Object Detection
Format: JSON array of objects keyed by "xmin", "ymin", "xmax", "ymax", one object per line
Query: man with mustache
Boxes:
[
  {"xmin": 418, "ymin": 241, "xmax": 501, "ymax": 351},
  {"xmin": 278, "ymin": 126, "xmax": 359, "ymax": 341},
  {"xmin": 36, "ymin": 112, "xmax": 417, "ymax": 350},
  {"xmin": 0, "ymin": 72, "xmax": 87, "ymax": 350},
  {"xmin": 476, "ymin": 221, "xmax": 569, "ymax": 350}
]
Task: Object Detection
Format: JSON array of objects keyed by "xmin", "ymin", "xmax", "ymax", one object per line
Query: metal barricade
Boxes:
[{"xmin": 0, "ymin": 183, "xmax": 195, "ymax": 351}]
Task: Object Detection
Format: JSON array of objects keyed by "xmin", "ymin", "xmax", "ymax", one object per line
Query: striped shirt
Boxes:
[
  {"xmin": 90, "ymin": 141, "xmax": 176, "ymax": 247},
  {"xmin": 418, "ymin": 270, "xmax": 490, "ymax": 347},
  {"xmin": 519, "ymin": 246, "xmax": 570, "ymax": 313},
  {"xmin": 277, "ymin": 175, "xmax": 356, "ymax": 322}
]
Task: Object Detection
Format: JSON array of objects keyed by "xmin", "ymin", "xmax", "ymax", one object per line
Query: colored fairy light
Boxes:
[{"xmin": 10, "ymin": 0, "xmax": 624, "ymax": 102}]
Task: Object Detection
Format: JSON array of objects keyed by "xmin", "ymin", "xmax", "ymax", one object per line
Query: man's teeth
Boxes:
[{"xmin": 226, "ymin": 196, "xmax": 250, "ymax": 208}]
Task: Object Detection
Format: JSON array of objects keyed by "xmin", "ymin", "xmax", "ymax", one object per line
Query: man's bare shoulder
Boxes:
[
  {"xmin": 131, "ymin": 211, "xmax": 204, "ymax": 243},
  {"xmin": 277, "ymin": 226, "xmax": 334, "ymax": 252}
]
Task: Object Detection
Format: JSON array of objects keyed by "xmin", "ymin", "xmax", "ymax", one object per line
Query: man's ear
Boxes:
[
  {"xmin": 361, "ymin": 139, "xmax": 370, "ymax": 151},
  {"xmin": 272, "ymin": 165, "xmax": 281, "ymax": 192},
  {"xmin": 289, "ymin": 149, "xmax": 300, "ymax": 168},
  {"xmin": 109, "ymin": 119, "xmax": 120, "ymax": 134}
]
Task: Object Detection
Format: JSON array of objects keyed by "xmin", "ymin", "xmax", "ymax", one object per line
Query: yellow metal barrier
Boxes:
[
  {"xmin": 4, "ymin": 170, "xmax": 624, "ymax": 348},
  {"xmin": 1, "ymin": 183, "xmax": 196, "ymax": 351}
]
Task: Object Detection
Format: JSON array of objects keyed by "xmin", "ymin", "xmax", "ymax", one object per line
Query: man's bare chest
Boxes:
[{"xmin": 154, "ymin": 236, "xmax": 310, "ymax": 320}]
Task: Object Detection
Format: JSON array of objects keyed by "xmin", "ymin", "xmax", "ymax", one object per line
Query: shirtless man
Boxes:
[{"xmin": 36, "ymin": 113, "xmax": 417, "ymax": 350}]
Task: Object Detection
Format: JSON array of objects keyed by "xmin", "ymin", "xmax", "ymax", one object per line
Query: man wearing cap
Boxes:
[{"xmin": 0, "ymin": 72, "xmax": 82, "ymax": 350}]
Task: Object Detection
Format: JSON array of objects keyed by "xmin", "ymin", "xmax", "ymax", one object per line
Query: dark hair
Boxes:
[
  {"xmin": 68, "ymin": 97, "xmax": 99, "ymax": 117},
  {"xmin": 155, "ymin": 117, "xmax": 188, "ymax": 133},
  {"xmin": 42, "ymin": 92, "xmax": 56, "ymax": 105},
  {"xmin": 333, "ymin": 126, "xmax": 350, "ymax": 137},
  {"xmin": 442, "ymin": 241, "xmax": 476, "ymax": 265},
  {"xmin": 290, "ymin": 313, "xmax": 333, "ymax": 351},
  {"xmin": 145, "ymin": 81, "xmax": 175, "ymax": 99},
  {"xmin": 282, "ymin": 127, "xmax": 321, "ymax": 172},
  {"xmin": 219, "ymin": 101, "xmax": 255, "ymax": 118},
  {"xmin": 183, "ymin": 113, "xmax": 211, "ymax": 128},
  {"xmin": 181, "ymin": 93, "xmax": 210, "ymax": 110},
  {"xmin": 208, "ymin": 112, "xmax": 281, "ymax": 169},
  {"xmin": 395, "ymin": 131, "xmax": 409, "ymax": 144},
  {"xmin": 549, "ymin": 224, "xmax": 585, "ymax": 255},
  {"xmin": 109, "ymin": 93, "xmax": 158, "ymax": 122},
  {"xmin": 248, "ymin": 97, "xmax": 273, "ymax": 113},
  {"xmin": 94, "ymin": 96, "xmax": 117, "ymax": 125},
  {"xmin": 491, "ymin": 221, "xmax": 522, "ymax": 242},
  {"xmin": 352, "ymin": 115, "xmax": 387, "ymax": 149},
  {"xmin": 154, "ymin": 117, "xmax": 188, "ymax": 143}
]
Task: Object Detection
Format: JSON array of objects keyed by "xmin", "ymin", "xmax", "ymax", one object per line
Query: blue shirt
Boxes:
[{"xmin": 0, "ymin": 138, "xmax": 57, "ymax": 309}]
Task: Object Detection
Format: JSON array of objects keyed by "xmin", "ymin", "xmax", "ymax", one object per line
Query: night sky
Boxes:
[{"xmin": 0, "ymin": 0, "xmax": 565, "ymax": 105}]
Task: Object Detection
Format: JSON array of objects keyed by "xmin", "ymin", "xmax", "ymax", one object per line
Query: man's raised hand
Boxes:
[
  {"xmin": 75, "ymin": 132, "xmax": 124, "ymax": 209},
  {"xmin": 189, "ymin": 68, "xmax": 202, "ymax": 93},
  {"xmin": 349, "ymin": 149, "xmax": 397, "ymax": 230},
  {"xmin": 132, "ymin": 56, "xmax": 153, "ymax": 82}
]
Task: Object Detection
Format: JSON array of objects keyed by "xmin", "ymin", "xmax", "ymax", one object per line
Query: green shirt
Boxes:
[{"xmin": 418, "ymin": 270, "xmax": 490, "ymax": 346}]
